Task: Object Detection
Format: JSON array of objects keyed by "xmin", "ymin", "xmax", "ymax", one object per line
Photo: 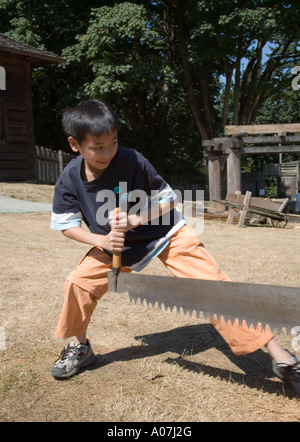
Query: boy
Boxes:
[{"xmin": 50, "ymin": 100, "xmax": 300, "ymax": 395}]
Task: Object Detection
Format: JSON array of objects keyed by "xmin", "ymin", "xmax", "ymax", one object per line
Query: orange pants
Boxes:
[{"xmin": 55, "ymin": 225, "xmax": 273, "ymax": 355}]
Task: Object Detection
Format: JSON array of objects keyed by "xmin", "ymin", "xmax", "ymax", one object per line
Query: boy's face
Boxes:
[{"xmin": 68, "ymin": 130, "xmax": 118, "ymax": 180}]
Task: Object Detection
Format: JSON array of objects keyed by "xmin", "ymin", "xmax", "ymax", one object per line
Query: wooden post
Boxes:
[
  {"xmin": 208, "ymin": 153, "xmax": 222, "ymax": 201},
  {"xmin": 226, "ymin": 191, "xmax": 241, "ymax": 224},
  {"xmin": 227, "ymin": 148, "xmax": 242, "ymax": 194},
  {"xmin": 58, "ymin": 150, "xmax": 64, "ymax": 174},
  {"xmin": 238, "ymin": 191, "xmax": 252, "ymax": 228}
]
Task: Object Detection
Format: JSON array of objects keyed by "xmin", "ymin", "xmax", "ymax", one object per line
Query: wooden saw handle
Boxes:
[
  {"xmin": 113, "ymin": 250, "xmax": 121, "ymax": 269},
  {"xmin": 112, "ymin": 208, "xmax": 121, "ymax": 270}
]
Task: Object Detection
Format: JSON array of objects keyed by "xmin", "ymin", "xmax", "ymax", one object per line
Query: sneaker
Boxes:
[
  {"xmin": 272, "ymin": 350, "xmax": 300, "ymax": 396},
  {"xmin": 51, "ymin": 340, "xmax": 96, "ymax": 380}
]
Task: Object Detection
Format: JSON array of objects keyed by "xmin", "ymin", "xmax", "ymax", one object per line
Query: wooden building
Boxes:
[{"xmin": 0, "ymin": 33, "xmax": 65, "ymax": 181}]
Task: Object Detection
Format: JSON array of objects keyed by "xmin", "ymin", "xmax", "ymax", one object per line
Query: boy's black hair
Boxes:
[{"xmin": 62, "ymin": 100, "xmax": 120, "ymax": 144}]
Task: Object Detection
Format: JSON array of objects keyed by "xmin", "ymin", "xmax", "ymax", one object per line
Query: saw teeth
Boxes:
[
  {"xmin": 201, "ymin": 311, "xmax": 213, "ymax": 322},
  {"xmin": 127, "ymin": 292, "xmax": 295, "ymax": 336},
  {"xmin": 129, "ymin": 295, "xmax": 140, "ymax": 305},
  {"xmin": 157, "ymin": 301, "xmax": 164, "ymax": 310},
  {"xmin": 145, "ymin": 299, "xmax": 154, "ymax": 308}
]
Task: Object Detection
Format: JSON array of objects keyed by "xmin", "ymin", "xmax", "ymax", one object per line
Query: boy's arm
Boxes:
[
  {"xmin": 110, "ymin": 200, "xmax": 176, "ymax": 232},
  {"xmin": 129, "ymin": 200, "xmax": 176, "ymax": 229},
  {"xmin": 62, "ymin": 227, "xmax": 124, "ymax": 253}
]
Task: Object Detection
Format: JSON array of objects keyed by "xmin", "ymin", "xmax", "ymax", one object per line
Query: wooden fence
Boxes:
[
  {"xmin": 35, "ymin": 146, "xmax": 207, "ymax": 198},
  {"xmin": 164, "ymin": 173, "xmax": 207, "ymax": 200},
  {"xmin": 35, "ymin": 146, "xmax": 76, "ymax": 184}
]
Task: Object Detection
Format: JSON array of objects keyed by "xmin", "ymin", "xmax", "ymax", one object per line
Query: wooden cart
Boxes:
[{"xmin": 214, "ymin": 191, "xmax": 300, "ymax": 228}]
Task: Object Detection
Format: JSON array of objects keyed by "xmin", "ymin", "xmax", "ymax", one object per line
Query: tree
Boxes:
[
  {"xmin": 219, "ymin": 1, "xmax": 300, "ymax": 128},
  {"xmin": 1, "ymin": 0, "xmax": 299, "ymax": 175},
  {"xmin": 157, "ymin": 0, "xmax": 300, "ymax": 138},
  {"xmin": 64, "ymin": 2, "xmax": 175, "ymax": 167}
]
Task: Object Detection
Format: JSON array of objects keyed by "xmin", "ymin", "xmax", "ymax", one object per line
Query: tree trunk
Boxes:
[
  {"xmin": 222, "ymin": 60, "xmax": 233, "ymax": 130},
  {"xmin": 177, "ymin": 23, "xmax": 210, "ymax": 140},
  {"xmin": 233, "ymin": 55, "xmax": 241, "ymax": 124},
  {"xmin": 196, "ymin": 65, "xmax": 214, "ymax": 138}
]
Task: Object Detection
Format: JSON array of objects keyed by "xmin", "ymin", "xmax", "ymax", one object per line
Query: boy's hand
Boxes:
[
  {"xmin": 109, "ymin": 209, "xmax": 141, "ymax": 233},
  {"xmin": 105, "ymin": 208, "xmax": 127, "ymax": 254},
  {"xmin": 105, "ymin": 229, "xmax": 125, "ymax": 254},
  {"xmin": 109, "ymin": 209, "xmax": 128, "ymax": 231}
]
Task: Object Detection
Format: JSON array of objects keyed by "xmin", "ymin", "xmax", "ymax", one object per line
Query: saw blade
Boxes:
[{"xmin": 107, "ymin": 272, "xmax": 300, "ymax": 334}]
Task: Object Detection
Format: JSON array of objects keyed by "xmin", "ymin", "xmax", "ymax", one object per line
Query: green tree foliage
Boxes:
[
  {"xmin": 65, "ymin": 3, "xmax": 172, "ymax": 165},
  {"xmin": 1, "ymin": 0, "xmax": 299, "ymax": 174},
  {"xmin": 158, "ymin": 0, "xmax": 300, "ymax": 138}
]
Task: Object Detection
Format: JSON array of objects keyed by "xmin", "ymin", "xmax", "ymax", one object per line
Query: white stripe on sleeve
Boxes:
[{"xmin": 50, "ymin": 211, "xmax": 83, "ymax": 230}]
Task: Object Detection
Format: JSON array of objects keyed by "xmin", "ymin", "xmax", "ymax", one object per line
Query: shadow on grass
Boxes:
[{"xmin": 85, "ymin": 323, "xmax": 296, "ymax": 398}]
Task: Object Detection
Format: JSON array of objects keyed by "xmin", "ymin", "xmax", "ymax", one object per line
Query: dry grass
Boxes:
[
  {"xmin": 0, "ymin": 182, "xmax": 54, "ymax": 203},
  {"xmin": 0, "ymin": 183, "xmax": 300, "ymax": 422}
]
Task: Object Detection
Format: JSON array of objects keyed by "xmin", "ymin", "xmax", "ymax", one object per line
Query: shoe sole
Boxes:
[
  {"xmin": 52, "ymin": 352, "xmax": 96, "ymax": 380},
  {"xmin": 273, "ymin": 365, "xmax": 300, "ymax": 396}
]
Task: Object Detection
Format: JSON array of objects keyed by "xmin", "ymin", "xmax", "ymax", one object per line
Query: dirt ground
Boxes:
[{"xmin": 0, "ymin": 183, "xmax": 300, "ymax": 422}]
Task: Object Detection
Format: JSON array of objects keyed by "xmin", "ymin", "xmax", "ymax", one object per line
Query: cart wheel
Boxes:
[{"xmin": 271, "ymin": 219, "xmax": 288, "ymax": 228}]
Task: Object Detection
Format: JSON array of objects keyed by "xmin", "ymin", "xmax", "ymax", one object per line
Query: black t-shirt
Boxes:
[{"xmin": 51, "ymin": 146, "xmax": 185, "ymax": 270}]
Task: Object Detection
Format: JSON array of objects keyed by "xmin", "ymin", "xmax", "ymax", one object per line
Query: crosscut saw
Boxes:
[{"xmin": 108, "ymin": 272, "xmax": 300, "ymax": 334}]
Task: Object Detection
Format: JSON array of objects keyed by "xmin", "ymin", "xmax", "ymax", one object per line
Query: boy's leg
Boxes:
[
  {"xmin": 52, "ymin": 247, "xmax": 131, "ymax": 379},
  {"xmin": 55, "ymin": 247, "xmax": 131, "ymax": 340},
  {"xmin": 158, "ymin": 225, "xmax": 274, "ymax": 356},
  {"xmin": 55, "ymin": 282, "xmax": 97, "ymax": 340}
]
